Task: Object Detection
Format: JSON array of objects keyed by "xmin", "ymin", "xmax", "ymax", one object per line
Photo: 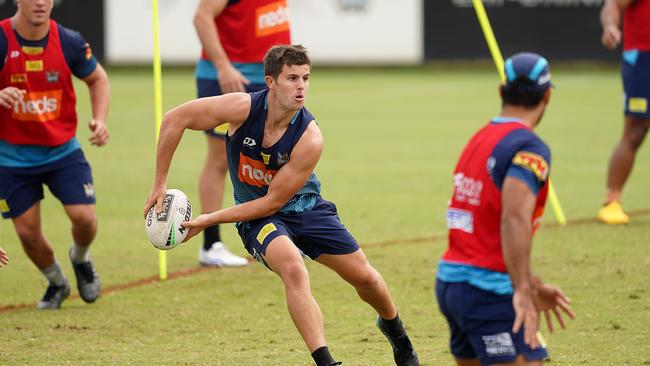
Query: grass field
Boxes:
[{"xmin": 0, "ymin": 65, "xmax": 649, "ymax": 365}]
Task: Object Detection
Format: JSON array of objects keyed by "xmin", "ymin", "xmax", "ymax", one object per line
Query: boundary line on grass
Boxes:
[{"xmin": 2, "ymin": 208, "xmax": 648, "ymax": 313}]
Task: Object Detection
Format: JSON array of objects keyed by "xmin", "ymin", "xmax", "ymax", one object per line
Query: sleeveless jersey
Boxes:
[
  {"xmin": 442, "ymin": 120, "xmax": 550, "ymax": 273},
  {"xmin": 623, "ymin": 0, "xmax": 650, "ymax": 51},
  {"xmin": 202, "ymin": 0, "xmax": 291, "ymax": 63},
  {"xmin": 227, "ymin": 89, "xmax": 321, "ymax": 214},
  {"xmin": 0, "ymin": 19, "xmax": 77, "ymax": 146}
]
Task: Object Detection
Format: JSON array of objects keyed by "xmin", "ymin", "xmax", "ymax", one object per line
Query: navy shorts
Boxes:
[
  {"xmin": 435, "ymin": 279, "xmax": 548, "ymax": 365},
  {"xmin": 622, "ymin": 50, "xmax": 650, "ymax": 119},
  {"xmin": 0, "ymin": 149, "xmax": 95, "ymax": 219},
  {"xmin": 237, "ymin": 197, "xmax": 360, "ymax": 268},
  {"xmin": 196, "ymin": 78, "xmax": 267, "ymax": 138}
]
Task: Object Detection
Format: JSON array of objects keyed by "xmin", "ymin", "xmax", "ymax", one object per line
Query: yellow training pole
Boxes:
[
  {"xmin": 152, "ymin": 0, "xmax": 167, "ymax": 280},
  {"xmin": 472, "ymin": 0, "xmax": 567, "ymax": 226}
]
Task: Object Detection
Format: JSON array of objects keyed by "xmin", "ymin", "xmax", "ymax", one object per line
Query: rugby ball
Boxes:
[{"xmin": 145, "ymin": 189, "xmax": 192, "ymax": 250}]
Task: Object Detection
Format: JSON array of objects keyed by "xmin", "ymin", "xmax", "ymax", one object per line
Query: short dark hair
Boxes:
[
  {"xmin": 264, "ymin": 45, "xmax": 311, "ymax": 80},
  {"xmin": 500, "ymin": 77, "xmax": 547, "ymax": 108}
]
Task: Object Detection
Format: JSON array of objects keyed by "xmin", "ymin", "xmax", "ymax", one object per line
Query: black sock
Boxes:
[
  {"xmin": 311, "ymin": 346, "xmax": 339, "ymax": 366},
  {"xmin": 203, "ymin": 224, "xmax": 221, "ymax": 250},
  {"xmin": 379, "ymin": 313, "xmax": 406, "ymax": 338}
]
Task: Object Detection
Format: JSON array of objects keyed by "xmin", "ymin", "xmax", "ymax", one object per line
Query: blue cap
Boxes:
[{"xmin": 503, "ymin": 52, "xmax": 552, "ymax": 91}]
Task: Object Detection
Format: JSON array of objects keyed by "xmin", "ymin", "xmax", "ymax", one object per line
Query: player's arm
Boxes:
[
  {"xmin": 143, "ymin": 93, "xmax": 251, "ymax": 217},
  {"xmin": 501, "ymin": 175, "xmax": 539, "ymax": 348},
  {"xmin": 182, "ymin": 121, "xmax": 323, "ymax": 238},
  {"xmin": 194, "ymin": 0, "xmax": 249, "ymax": 93},
  {"xmin": 82, "ymin": 64, "xmax": 110, "ymax": 146},
  {"xmin": 600, "ymin": 0, "xmax": 632, "ymax": 50}
]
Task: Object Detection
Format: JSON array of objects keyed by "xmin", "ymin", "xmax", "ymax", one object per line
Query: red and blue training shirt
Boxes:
[
  {"xmin": 0, "ymin": 19, "xmax": 98, "ymax": 168},
  {"xmin": 437, "ymin": 117, "xmax": 551, "ymax": 295}
]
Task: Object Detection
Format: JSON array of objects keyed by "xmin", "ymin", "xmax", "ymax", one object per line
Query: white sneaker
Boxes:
[{"xmin": 199, "ymin": 242, "xmax": 249, "ymax": 267}]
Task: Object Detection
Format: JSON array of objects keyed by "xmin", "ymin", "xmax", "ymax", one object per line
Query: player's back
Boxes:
[{"xmin": 443, "ymin": 118, "xmax": 550, "ymax": 273}]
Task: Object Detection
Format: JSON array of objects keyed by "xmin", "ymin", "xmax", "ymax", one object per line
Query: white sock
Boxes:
[
  {"xmin": 41, "ymin": 261, "xmax": 67, "ymax": 286},
  {"xmin": 70, "ymin": 244, "xmax": 90, "ymax": 263}
]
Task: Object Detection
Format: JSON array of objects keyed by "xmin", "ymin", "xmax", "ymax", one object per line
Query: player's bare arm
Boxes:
[
  {"xmin": 194, "ymin": 0, "xmax": 249, "ymax": 93},
  {"xmin": 83, "ymin": 63, "xmax": 110, "ymax": 147},
  {"xmin": 143, "ymin": 93, "xmax": 251, "ymax": 217},
  {"xmin": 181, "ymin": 121, "xmax": 324, "ymax": 240},
  {"xmin": 501, "ymin": 176, "xmax": 539, "ymax": 348},
  {"xmin": 600, "ymin": 0, "xmax": 632, "ymax": 50}
]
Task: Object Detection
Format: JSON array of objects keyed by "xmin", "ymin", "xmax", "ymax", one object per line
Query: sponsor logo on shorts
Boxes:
[
  {"xmin": 256, "ymin": 1, "xmax": 290, "ymax": 37},
  {"xmin": 256, "ymin": 223, "xmax": 277, "ymax": 244},
  {"xmin": 446, "ymin": 207, "xmax": 474, "ymax": 233},
  {"xmin": 0, "ymin": 199, "xmax": 10, "ymax": 213},
  {"xmin": 83, "ymin": 183, "xmax": 95, "ymax": 198},
  {"xmin": 628, "ymin": 97, "xmax": 648, "ymax": 113},
  {"xmin": 10, "ymin": 73, "xmax": 27, "ymax": 83},
  {"xmin": 512, "ymin": 151, "xmax": 549, "ymax": 181},
  {"xmin": 482, "ymin": 332, "xmax": 516, "ymax": 357},
  {"xmin": 239, "ymin": 153, "xmax": 277, "ymax": 187},
  {"xmin": 453, "ymin": 172, "xmax": 483, "ymax": 206},
  {"xmin": 25, "ymin": 60, "xmax": 43, "ymax": 72},
  {"xmin": 12, "ymin": 90, "xmax": 62, "ymax": 122}
]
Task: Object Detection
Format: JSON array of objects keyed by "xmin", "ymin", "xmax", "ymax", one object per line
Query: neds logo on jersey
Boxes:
[
  {"xmin": 239, "ymin": 153, "xmax": 278, "ymax": 187},
  {"xmin": 256, "ymin": 1, "xmax": 290, "ymax": 37},
  {"xmin": 12, "ymin": 90, "xmax": 61, "ymax": 122}
]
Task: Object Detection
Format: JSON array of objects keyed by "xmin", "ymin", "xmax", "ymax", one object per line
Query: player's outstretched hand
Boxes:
[
  {"xmin": 0, "ymin": 246, "xmax": 9, "ymax": 267},
  {"xmin": 89, "ymin": 119, "xmax": 109, "ymax": 146},
  {"xmin": 512, "ymin": 289, "xmax": 540, "ymax": 349},
  {"xmin": 143, "ymin": 184, "xmax": 167, "ymax": 219},
  {"xmin": 181, "ymin": 214, "xmax": 211, "ymax": 243},
  {"xmin": 0, "ymin": 87, "xmax": 25, "ymax": 109},
  {"xmin": 534, "ymin": 283, "xmax": 575, "ymax": 333},
  {"xmin": 601, "ymin": 24, "xmax": 621, "ymax": 50}
]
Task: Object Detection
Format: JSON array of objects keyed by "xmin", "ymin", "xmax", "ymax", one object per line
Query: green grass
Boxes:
[{"xmin": 1, "ymin": 65, "xmax": 649, "ymax": 365}]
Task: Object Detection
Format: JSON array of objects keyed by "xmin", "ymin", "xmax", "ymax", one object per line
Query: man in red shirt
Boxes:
[
  {"xmin": 193, "ymin": 0, "xmax": 290, "ymax": 266},
  {"xmin": 436, "ymin": 53, "xmax": 574, "ymax": 366},
  {"xmin": 598, "ymin": 0, "xmax": 650, "ymax": 224},
  {"xmin": 0, "ymin": 0, "xmax": 110, "ymax": 309}
]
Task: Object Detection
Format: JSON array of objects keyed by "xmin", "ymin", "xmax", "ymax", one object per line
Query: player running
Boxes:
[
  {"xmin": 0, "ymin": 0, "xmax": 109, "ymax": 309},
  {"xmin": 145, "ymin": 45, "xmax": 419, "ymax": 366}
]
